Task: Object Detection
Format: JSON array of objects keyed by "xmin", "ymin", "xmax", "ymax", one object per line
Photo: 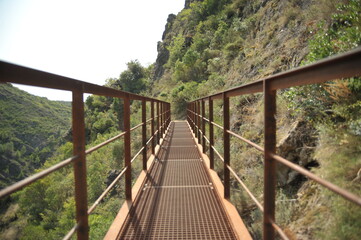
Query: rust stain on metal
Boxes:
[{"xmin": 118, "ymin": 121, "xmax": 236, "ymax": 239}]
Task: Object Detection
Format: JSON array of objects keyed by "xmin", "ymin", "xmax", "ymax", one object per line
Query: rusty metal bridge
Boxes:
[{"xmin": 1, "ymin": 47, "xmax": 361, "ymax": 240}]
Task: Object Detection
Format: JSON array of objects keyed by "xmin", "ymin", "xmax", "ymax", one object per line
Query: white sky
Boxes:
[{"xmin": 0, "ymin": 0, "xmax": 184, "ymax": 101}]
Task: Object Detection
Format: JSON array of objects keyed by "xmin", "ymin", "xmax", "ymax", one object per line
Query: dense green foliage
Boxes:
[
  {"xmin": 0, "ymin": 61, "xmax": 153, "ymax": 239},
  {"xmin": 152, "ymin": 0, "xmax": 361, "ymax": 239},
  {"xmin": 282, "ymin": 1, "xmax": 361, "ymax": 239},
  {"xmin": 0, "ymin": 84, "xmax": 71, "ymax": 189},
  {"xmin": 1, "ymin": 0, "xmax": 361, "ymax": 239},
  {"xmin": 285, "ymin": 0, "xmax": 361, "ymax": 120}
]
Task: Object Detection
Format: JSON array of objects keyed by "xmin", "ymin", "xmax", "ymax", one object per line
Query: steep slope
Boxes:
[
  {"xmin": 1, "ymin": 1, "xmax": 359, "ymax": 239},
  {"xmin": 0, "ymin": 83, "xmax": 71, "ymax": 188},
  {"xmin": 150, "ymin": 0, "xmax": 361, "ymax": 239},
  {"xmin": 152, "ymin": 0, "xmax": 351, "ymax": 118}
]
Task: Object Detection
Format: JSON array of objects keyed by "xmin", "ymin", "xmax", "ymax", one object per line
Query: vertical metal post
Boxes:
[
  {"xmin": 124, "ymin": 95, "xmax": 132, "ymax": 200},
  {"xmin": 165, "ymin": 103, "xmax": 167, "ymax": 128},
  {"xmin": 142, "ymin": 100, "xmax": 147, "ymax": 171},
  {"xmin": 194, "ymin": 102, "xmax": 198, "ymax": 138},
  {"xmin": 189, "ymin": 103, "xmax": 192, "ymax": 131},
  {"xmin": 163, "ymin": 103, "xmax": 165, "ymax": 135},
  {"xmin": 263, "ymin": 80, "xmax": 276, "ymax": 240},
  {"xmin": 168, "ymin": 103, "xmax": 171, "ymax": 126},
  {"xmin": 190, "ymin": 102, "xmax": 195, "ymax": 133},
  {"xmin": 160, "ymin": 102, "xmax": 164, "ymax": 138},
  {"xmin": 209, "ymin": 97, "xmax": 214, "ymax": 170},
  {"xmin": 156, "ymin": 101, "xmax": 160, "ymax": 144},
  {"xmin": 165, "ymin": 103, "xmax": 168, "ymax": 130},
  {"xmin": 201, "ymin": 100, "xmax": 206, "ymax": 153},
  {"xmin": 193, "ymin": 102, "xmax": 196, "ymax": 134},
  {"xmin": 197, "ymin": 101, "xmax": 201, "ymax": 144},
  {"xmin": 151, "ymin": 100, "xmax": 155, "ymax": 155},
  {"xmin": 187, "ymin": 103, "xmax": 190, "ymax": 125},
  {"xmin": 169, "ymin": 103, "xmax": 171, "ymax": 125},
  {"xmin": 72, "ymin": 88, "xmax": 89, "ymax": 240},
  {"xmin": 223, "ymin": 93, "xmax": 230, "ymax": 199}
]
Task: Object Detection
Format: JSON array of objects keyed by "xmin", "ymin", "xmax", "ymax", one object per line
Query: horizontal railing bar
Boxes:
[
  {"xmin": 159, "ymin": 111, "xmax": 170, "ymax": 116},
  {"xmin": 85, "ymin": 132, "xmax": 126, "ymax": 155},
  {"xmin": 191, "ymin": 47, "xmax": 361, "ymax": 101},
  {"xmin": 204, "ymin": 135, "xmax": 210, "ymax": 144},
  {"xmin": 130, "ymin": 122, "xmax": 144, "ymax": 132},
  {"xmin": 227, "ymin": 165, "xmax": 263, "ymax": 212},
  {"xmin": 131, "ymin": 147, "xmax": 145, "ymax": 163},
  {"xmin": 211, "ymin": 121, "xmax": 224, "ymax": 130},
  {"xmin": 270, "ymin": 153, "xmax": 361, "ymax": 206},
  {"xmin": 227, "ymin": 130, "xmax": 264, "ymax": 152},
  {"xmin": 87, "ymin": 167, "xmax": 127, "ymax": 215},
  {"xmin": 269, "ymin": 218, "xmax": 290, "ymax": 240},
  {"xmin": 0, "ymin": 61, "xmax": 167, "ymax": 103},
  {"xmin": 212, "ymin": 145, "xmax": 224, "ymax": 162},
  {"xmin": 146, "ymin": 135, "xmax": 154, "ymax": 145},
  {"xmin": 187, "ymin": 115, "xmax": 195, "ymax": 125},
  {"xmin": 62, "ymin": 223, "xmax": 79, "ymax": 240},
  {"xmin": 146, "ymin": 118, "xmax": 153, "ymax": 123},
  {"xmin": 0, "ymin": 155, "xmax": 77, "ymax": 198}
]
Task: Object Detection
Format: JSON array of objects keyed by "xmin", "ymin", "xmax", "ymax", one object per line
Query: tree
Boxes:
[{"xmin": 117, "ymin": 60, "xmax": 148, "ymax": 94}]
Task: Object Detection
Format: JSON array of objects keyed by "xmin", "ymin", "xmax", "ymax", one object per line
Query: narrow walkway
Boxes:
[{"xmin": 118, "ymin": 121, "xmax": 237, "ymax": 239}]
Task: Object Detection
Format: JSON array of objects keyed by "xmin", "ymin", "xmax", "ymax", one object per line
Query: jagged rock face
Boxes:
[
  {"xmin": 153, "ymin": 14, "xmax": 176, "ymax": 80},
  {"xmin": 153, "ymin": 42, "xmax": 170, "ymax": 80},
  {"xmin": 277, "ymin": 121, "xmax": 317, "ymax": 186},
  {"xmin": 162, "ymin": 14, "xmax": 176, "ymax": 40}
]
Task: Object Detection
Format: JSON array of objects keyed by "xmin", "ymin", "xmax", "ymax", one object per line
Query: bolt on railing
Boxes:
[
  {"xmin": 0, "ymin": 61, "xmax": 171, "ymax": 240},
  {"xmin": 187, "ymin": 47, "xmax": 361, "ymax": 240}
]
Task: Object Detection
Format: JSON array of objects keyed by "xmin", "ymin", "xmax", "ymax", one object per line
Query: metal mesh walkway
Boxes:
[{"xmin": 117, "ymin": 121, "xmax": 237, "ymax": 239}]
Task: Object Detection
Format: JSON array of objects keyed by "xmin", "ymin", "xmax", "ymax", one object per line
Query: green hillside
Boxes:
[
  {"xmin": 149, "ymin": 0, "xmax": 361, "ymax": 239},
  {"xmin": 1, "ymin": 0, "xmax": 360, "ymax": 239},
  {"xmin": 0, "ymin": 83, "xmax": 71, "ymax": 188}
]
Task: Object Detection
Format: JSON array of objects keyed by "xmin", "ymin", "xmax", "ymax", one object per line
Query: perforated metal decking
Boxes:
[{"xmin": 118, "ymin": 121, "xmax": 237, "ymax": 239}]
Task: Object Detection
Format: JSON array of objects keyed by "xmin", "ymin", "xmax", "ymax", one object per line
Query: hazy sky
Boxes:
[{"xmin": 0, "ymin": 0, "xmax": 184, "ymax": 101}]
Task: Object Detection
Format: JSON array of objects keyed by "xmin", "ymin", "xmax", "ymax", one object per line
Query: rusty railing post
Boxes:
[
  {"xmin": 194, "ymin": 102, "xmax": 197, "ymax": 134},
  {"xmin": 194, "ymin": 102, "xmax": 198, "ymax": 138},
  {"xmin": 151, "ymin": 100, "xmax": 155, "ymax": 155},
  {"xmin": 124, "ymin": 95, "xmax": 132, "ymax": 200},
  {"xmin": 72, "ymin": 88, "xmax": 89, "ymax": 240},
  {"xmin": 142, "ymin": 100, "xmax": 147, "ymax": 171},
  {"xmin": 187, "ymin": 103, "xmax": 192, "ymax": 128},
  {"xmin": 190, "ymin": 102, "xmax": 194, "ymax": 133},
  {"xmin": 197, "ymin": 101, "xmax": 201, "ymax": 144},
  {"xmin": 165, "ymin": 103, "xmax": 168, "ymax": 131},
  {"xmin": 201, "ymin": 100, "xmax": 206, "ymax": 153},
  {"xmin": 160, "ymin": 102, "xmax": 164, "ymax": 138},
  {"xmin": 223, "ymin": 93, "xmax": 230, "ymax": 199},
  {"xmin": 209, "ymin": 97, "xmax": 214, "ymax": 169},
  {"xmin": 189, "ymin": 103, "xmax": 192, "ymax": 132},
  {"xmin": 193, "ymin": 102, "xmax": 198, "ymax": 134},
  {"xmin": 156, "ymin": 101, "xmax": 160, "ymax": 144},
  {"xmin": 263, "ymin": 80, "xmax": 276, "ymax": 240},
  {"xmin": 188, "ymin": 103, "xmax": 191, "ymax": 127},
  {"xmin": 169, "ymin": 103, "xmax": 171, "ymax": 126},
  {"xmin": 165, "ymin": 103, "xmax": 168, "ymax": 128},
  {"xmin": 163, "ymin": 103, "xmax": 166, "ymax": 134}
]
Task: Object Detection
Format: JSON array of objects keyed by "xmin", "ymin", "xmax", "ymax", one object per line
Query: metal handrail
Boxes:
[
  {"xmin": 0, "ymin": 60, "xmax": 171, "ymax": 240},
  {"xmin": 87, "ymin": 166, "xmax": 128, "ymax": 215},
  {"xmin": 187, "ymin": 47, "xmax": 361, "ymax": 240},
  {"xmin": 0, "ymin": 155, "xmax": 77, "ymax": 198},
  {"xmin": 85, "ymin": 132, "xmax": 126, "ymax": 155}
]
